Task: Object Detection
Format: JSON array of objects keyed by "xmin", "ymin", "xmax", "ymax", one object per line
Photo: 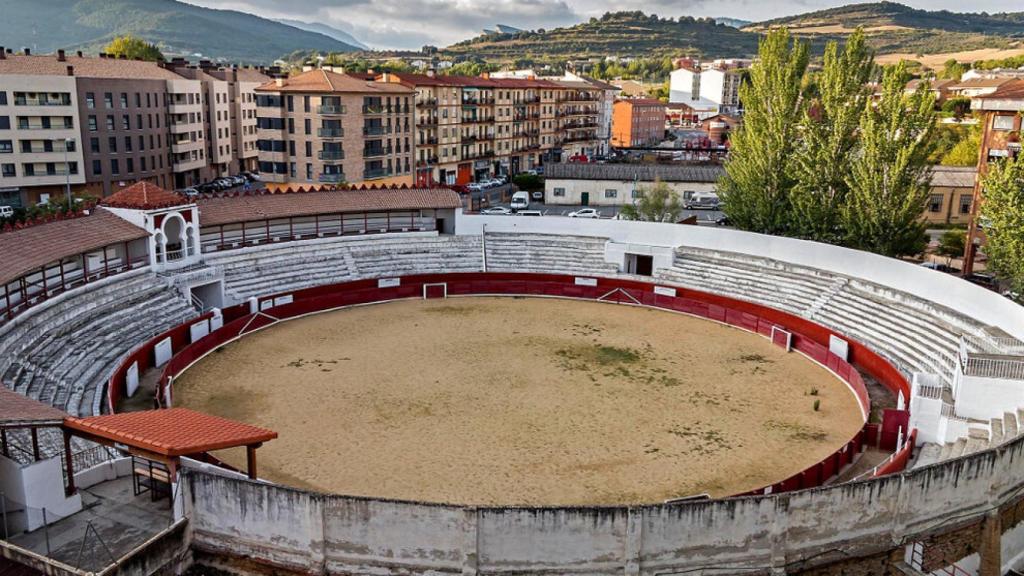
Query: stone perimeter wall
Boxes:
[{"xmin": 182, "ymin": 428, "xmax": 1024, "ymax": 576}]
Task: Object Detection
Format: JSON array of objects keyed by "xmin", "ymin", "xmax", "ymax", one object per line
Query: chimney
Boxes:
[
  {"xmin": 23, "ymin": 48, "xmax": 30, "ymax": 56},
  {"xmin": 275, "ymin": 77, "xmax": 285, "ymax": 87},
  {"xmin": 57, "ymin": 49, "xmax": 65, "ymax": 62},
  {"xmin": 426, "ymin": 68, "xmax": 435, "ymax": 78},
  {"xmin": 381, "ymin": 72, "xmax": 391, "ymax": 83},
  {"xmin": 76, "ymin": 50, "xmax": 83, "ymax": 57},
  {"xmin": 66, "ymin": 65, "xmax": 74, "ymax": 76}
]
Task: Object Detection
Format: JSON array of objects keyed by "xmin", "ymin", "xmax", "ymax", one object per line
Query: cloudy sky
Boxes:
[{"xmin": 186, "ymin": 0, "xmax": 1022, "ymax": 50}]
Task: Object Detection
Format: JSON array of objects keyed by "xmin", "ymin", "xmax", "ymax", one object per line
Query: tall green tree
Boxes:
[
  {"xmin": 720, "ymin": 28, "xmax": 809, "ymax": 234},
  {"xmin": 979, "ymin": 156, "xmax": 1024, "ymax": 294},
  {"xmin": 103, "ymin": 35, "xmax": 164, "ymax": 61},
  {"xmin": 790, "ymin": 29, "xmax": 873, "ymax": 242},
  {"xmin": 842, "ymin": 62, "xmax": 936, "ymax": 257}
]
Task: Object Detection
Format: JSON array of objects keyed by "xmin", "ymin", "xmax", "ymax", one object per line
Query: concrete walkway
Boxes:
[{"xmin": 8, "ymin": 476, "xmax": 173, "ymax": 572}]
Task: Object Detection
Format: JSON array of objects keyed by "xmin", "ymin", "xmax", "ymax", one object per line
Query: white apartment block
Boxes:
[{"xmin": 669, "ymin": 66, "xmax": 742, "ymax": 120}]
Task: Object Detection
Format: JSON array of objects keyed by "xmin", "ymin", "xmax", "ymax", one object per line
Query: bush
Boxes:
[{"xmin": 512, "ymin": 173, "xmax": 544, "ymax": 191}]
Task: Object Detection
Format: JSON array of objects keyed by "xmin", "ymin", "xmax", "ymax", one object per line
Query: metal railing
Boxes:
[{"xmin": 317, "ymin": 127, "xmax": 344, "ymax": 138}]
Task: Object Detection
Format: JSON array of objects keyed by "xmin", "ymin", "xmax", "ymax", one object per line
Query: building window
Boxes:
[
  {"xmin": 1, "ymin": 164, "xmax": 14, "ymax": 177},
  {"xmin": 0, "ymin": 117, "xmax": 9, "ymax": 130},
  {"xmin": 605, "ymin": 189, "xmax": 618, "ymax": 198},
  {"xmin": 92, "ymin": 159, "xmax": 101, "ymax": 175},
  {"xmin": 86, "ymin": 92, "xmax": 95, "ymax": 108},
  {"xmin": 993, "ymin": 115, "xmax": 1016, "ymax": 131},
  {"xmin": 126, "ymin": 158, "xmax": 134, "ymax": 173},
  {"xmin": 0, "ymin": 141, "xmax": 10, "ymax": 154},
  {"xmin": 119, "ymin": 93, "xmax": 128, "ymax": 108},
  {"xmin": 553, "ymin": 187, "xmax": 565, "ymax": 197},
  {"xmin": 124, "ymin": 136, "xmax": 132, "ymax": 152},
  {"xmin": 928, "ymin": 194, "xmax": 943, "ymax": 213},
  {"xmin": 106, "ymin": 115, "xmax": 114, "ymax": 130},
  {"xmin": 104, "ymin": 93, "xmax": 113, "ymax": 108},
  {"xmin": 89, "ymin": 137, "xmax": 99, "ymax": 153},
  {"xmin": 111, "ymin": 159, "xmax": 119, "ymax": 175},
  {"xmin": 122, "ymin": 115, "xmax": 130, "ymax": 130},
  {"xmin": 108, "ymin": 137, "xmax": 117, "ymax": 152},
  {"xmin": 960, "ymin": 194, "xmax": 973, "ymax": 215},
  {"xmin": 88, "ymin": 116, "xmax": 97, "ymax": 131}
]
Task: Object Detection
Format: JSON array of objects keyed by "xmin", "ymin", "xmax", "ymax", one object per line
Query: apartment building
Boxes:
[
  {"xmin": 964, "ymin": 80, "xmax": 1024, "ymax": 274},
  {"xmin": 611, "ymin": 99, "xmax": 666, "ymax": 148},
  {"xmin": 254, "ymin": 69, "xmax": 415, "ymax": 186},
  {"xmin": 0, "ymin": 49, "xmax": 272, "ymax": 206},
  {"xmin": 668, "ymin": 63, "xmax": 743, "ymax": 120}
]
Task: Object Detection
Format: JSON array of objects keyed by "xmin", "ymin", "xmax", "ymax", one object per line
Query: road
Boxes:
[{"xmin": 484, "ymin": 200, "xmax": 725, "ymax": 224}]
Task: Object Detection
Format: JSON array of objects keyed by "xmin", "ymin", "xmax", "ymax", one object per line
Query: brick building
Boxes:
[{"xmin": 611, "ymin": 99, "xmax": 666, "ymax": 148}]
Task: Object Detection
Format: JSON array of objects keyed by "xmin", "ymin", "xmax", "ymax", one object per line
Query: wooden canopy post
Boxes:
[
  {"xmin": 246, "ymin": 443, "xmax": 260, "ymax": 480},
  {"xmin": 63, "ymin": 429, "xmax": 76, "ymax": 496},
  {"xmin": 30, "ymin": 427, "xmax": 40, "ymax": 461}
]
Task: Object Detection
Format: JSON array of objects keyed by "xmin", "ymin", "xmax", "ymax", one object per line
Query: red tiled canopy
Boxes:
[
  {"xmin": 0, "ymin": 387, "xmax": 68, "ymax": 427},
  {"xmin": 63, "ymin": 408, "xmax": 277, "ymax": 456},
  {"xmin": 101, "ymin": 181, "xmax": 189, "ymax": 210}
]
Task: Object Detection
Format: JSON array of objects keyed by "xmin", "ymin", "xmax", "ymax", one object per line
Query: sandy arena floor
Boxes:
[{"xmin": 174, "ymin": 297, "xmax": 864, "ymax": 506}]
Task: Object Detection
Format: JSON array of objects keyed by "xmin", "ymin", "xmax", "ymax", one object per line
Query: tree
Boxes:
[
  {"xmin": 941, "ymin": 97, "xmax": 971, "ymax": 121},
  {"xmin": 104, "ymin": 35, "xmax": 164, "ymax": 61},
  {"xmin": 720, "ymin": 28, "xmax": 809, "ymax": 235},
  {"xmin": 936, "ymin": 229, "xmax": 966, "ymax": 266},
  {"xmin": 842, "ymin": 62, "xmax": 936, "ymax": 257},
  {"xmin": 979, "ymin": 156, "xmax": 1024, "ymax": 294},
  {"xmin": 619, "ymin": 181, "xmax": 682, "ymax": 222},
  {"xmin": 790, "ymin": 29, "xmax": 873, "ymax": 243},
  {"xmin": 938, "ymin": 58, "xmax": 967, "ymax": 81},
  {"xmin": 940, "ymin": 124, "xmax": 981, "ymax": 166}
]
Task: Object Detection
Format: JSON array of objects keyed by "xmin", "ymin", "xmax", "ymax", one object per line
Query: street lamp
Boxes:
[{"xmin": 63, "ymin": 137, "xmax": 75, "ymax": 211}]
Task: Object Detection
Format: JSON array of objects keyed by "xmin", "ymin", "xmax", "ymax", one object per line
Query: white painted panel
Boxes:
[
  {"xmin": 190, "ymin": 319, "xmax": 211, "ymax": 343},
  {"xmin": 654, "ymin": 286, "xmax": 677, "ymax": 297},
  {"xmin": 378, "ymin": 278, "xmax": 401, "ymax": 288},
  {"xmin": 154, "ymin": 337, "xmax": 173, "ymax": 367},
  {"xmin": 274, "ymin": 295, "xmax": 294, "ymax": 307},
  {"xmin": 126, "ymin": 361, "xmax": 140, "ymax": 398},
  {"xmin": 829, "ymin": 335, "xmax": 850, "ymax": 362},
  {"xmin": 259, "ymin": 299, "xmax": 274, "ymax": 311},
  {"xmin": 210, "ymin": 309, "xmax": 224, "ymax": 331},
  {"xmin": 575, "ymin": 277, "xmax": 598, "ymax": 287}
]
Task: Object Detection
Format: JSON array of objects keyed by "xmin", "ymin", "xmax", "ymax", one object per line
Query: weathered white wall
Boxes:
[
  {"xmin": 954, "ymin": 371, "xmax": 1024, "ymax": 421},
  {"xmin": 457, "ymin": 214, "xmax": 1024, "ymax": 341},
  {"xmin": 183, "ymin": 432, "xmax": 1024, "ymax": 575},
  {"xmin": 544, "ymin": 178, "xmax": 716, "ymax": 206}
]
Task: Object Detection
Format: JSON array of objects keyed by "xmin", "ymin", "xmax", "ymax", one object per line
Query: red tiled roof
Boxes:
[
  {"xmin": 256, "ymin": 69, "xmax": 413, "ymax": 94},
  {"xmin": 101, "ymin": 181, "xmax": 189, "ymax": 210},
  {"xmin": 616, "ymin": 98, "xmax": 665, "ymax": 107},
  {"xmin": 386, "ymin": 72, "xmax": 560, "ymax": 89},
  {"xmin": 64, "ymin": 408, "xmax": 277, "ymax": 457},
  {"xmin": 0, "ymin": 387, "xmax": 67, "ymax": 427},
  {"xmin": 0, "ymin": 54, "xmax": 183, "ymax": 80},
  {"xmin": 0, "ymin": 210, "xmax": 148, "ymax": 285},
  {"xmin": 196, "ymin": 187, "xmax": 463, "ymax": 227},
  {"xmin": 975, "ymin": 79, "xmax": 1024, "ymax": 100}
]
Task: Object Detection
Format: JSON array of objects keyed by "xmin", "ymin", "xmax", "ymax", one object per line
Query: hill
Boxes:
[
  {"xmin": 277, "ymin": 19, "xmax": 369, "ymax": 51},
  {"xmin": 442, "ymin": 11, "xmax": 761, "ymax": 63},
  {"xmin": 0, "ymin": 0, "xmax": 359, "ymax": 64},
  {"xmin": 746, "ymin": 2, "xmax": 1024, "ymax": 57}
]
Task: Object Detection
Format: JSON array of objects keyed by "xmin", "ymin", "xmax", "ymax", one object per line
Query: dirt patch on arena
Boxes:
[{"xmin": 174, "ymin": 297, "xmax": 864, "ymax": 506}]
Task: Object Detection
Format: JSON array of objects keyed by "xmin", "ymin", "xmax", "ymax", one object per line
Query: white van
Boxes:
[
  {"xmin": 685, "ymin": 191, "xmax": 720, "ymax": 210},
  {"xmin": 510, "ymin": 191, "xmax": 530, "ymax": 211},
  {"xmin": 0, "ymin": 206, "xmax": 13, "ymax": 219}
]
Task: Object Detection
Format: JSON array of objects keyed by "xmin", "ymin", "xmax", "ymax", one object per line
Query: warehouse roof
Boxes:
[{"xmin": 544, "ymin": 163, "xmax": 724, "ymax": 183}]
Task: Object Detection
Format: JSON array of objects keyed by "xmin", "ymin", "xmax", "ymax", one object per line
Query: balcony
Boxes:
[
  {"xmin": 363, "ymin": 147, "xmax": 393, "ymax": 158},
  {"xmin": 318, "ymin": 105, "xmax": 346, "ymax": 115},
  {"xmin": 318, "ymin": 127, "xmax": 344, "ymax": 138},
  {"xmin": 318, "ymin": 150, "xmax": 345, "ymax": 161},
  {"xmin": 462, "ymin": 116, "xmax": 494, "ymax": 124},
  {"xmin": 416, "ymin": 117, "xmax": 438, "ymax": 127},
  {"xmin": 319, "ymin": 172, "xmax": 346, "ymax": 183},
  {"xmin": 363, "ymin": 125, "xmax": 391, "ymax": 136},
  {"xmin": 416, "ymin": 157, "xmax": 439, "ymax": 167},
  {"xmin": 418, "ymin": 137, "xmax": 438, "ymax": 146},
  {"xmin": 363, "ymin": 167, "xmax": 392, "ymax": 179},
  {"xmin": 15, "ymin": 96, "xmax": 71, "ymax": 106},
  {"xmin": 416, "ymin": 98, "xmax": 438, "ymax": 108},
  {"xmin": 16, "ymin": 122, "xmax": 74, "ymax": 131}
]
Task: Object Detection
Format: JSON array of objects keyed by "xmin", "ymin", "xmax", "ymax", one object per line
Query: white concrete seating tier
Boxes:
[
  {"xmin": 203, "ymin": 234, "xmax": 485, "ymax": 303},
  {"xmin": 484, "ymin": 233, "xmax": 618, "ymax": 276},
  {"xmin": 0, "ymin": 270, "xmax": 195, "ymax": 418}
]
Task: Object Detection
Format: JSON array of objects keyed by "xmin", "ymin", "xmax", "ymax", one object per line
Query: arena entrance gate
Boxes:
[{"xmin": 423, "ymin": 283, "xmax": 448, "ymax": 299}]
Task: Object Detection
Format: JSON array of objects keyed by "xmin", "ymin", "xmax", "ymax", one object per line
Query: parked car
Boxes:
[
  {"xmin": 919, "ymin": 261, "xmax": 955, "ymax": 273},
  {"xmin": 181, "ymin": 187, "xmax": 200, "ymax": 198},
  {"xmin": 481, "ymin": 206, "xmax": 513, "ymax": 215},
  {"xmin": 467, "ymin": 183, "xmax": 484, "ymax": 192},
  {"xmin": 0, "ymin": 206, "xmax": 13, "ymax": 219},
  {"xmin": 685, "ymin": 191, "xmax": 720, "ymax": 210},
  {"xmin": 531, "ymin": 191, "xmax": 544, "ymax": 201},
  {"xmin": 569, "ymin": 208, "xmax": 601, "ymax": 219},
  {"xmin": 510, "ymin": 191, "xmax": 530, "ymax": 210},
  {"xmin": 715, "ymin": 215, "xmax": 731, "ymax": 226},
  {"xmin": 231, "ymin": 175, "xmax": 246, "ymax": 186},
  {"xmin": 516, "ymin": 210, "xmax": 542, "ymax": 216}
]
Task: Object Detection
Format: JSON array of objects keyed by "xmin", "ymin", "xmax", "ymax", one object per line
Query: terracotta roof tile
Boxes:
[
  {"xmin": 975, "ymin": 79, "xmax": 1024, "ymax": 100},
  {"xmin": 196, "ymin": 187, "xmax": 463, "ymax": 227},
  {"xmin": 64, "ymin": 408, "xmax": 277, "ymax": 457},
  {"xmin": 0, "ymin": 210, "xmax": 148, "ymax": 285},
  {"xmin": 256, "ymin": 69, "xmax": 413, "ymax": 94},
  {"xmin": 101, "ymin": 181, "xmax": 190, "ymax": 210},
  {"xmin": 0, "ymin": 387, "xmax": 68, "ymax": 427},
  {"xmin": 0, "ymin": 54, "xmax": 183, "ymax": 80}
]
